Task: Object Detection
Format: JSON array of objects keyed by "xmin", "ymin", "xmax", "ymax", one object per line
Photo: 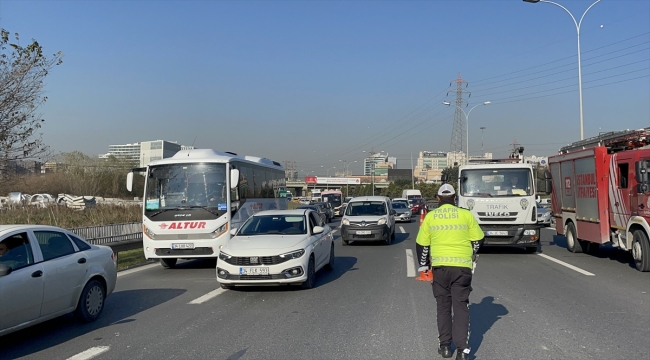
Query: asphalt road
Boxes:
[{"xmin": 1, "ymin": 219, "xmax": 649, "ymax": 360}]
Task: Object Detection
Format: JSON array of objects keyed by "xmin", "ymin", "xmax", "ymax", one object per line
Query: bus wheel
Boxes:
[
  {"xmin": 565, "ymin": 222, "xmax": 582, "ymax": 253},
  {"xmin": 160, "ymin": 258, "xmax": 177, "ymax": 268},
  {"xmin": 632, "ymin": 230, "xmax": 650, "ymax": 272}
]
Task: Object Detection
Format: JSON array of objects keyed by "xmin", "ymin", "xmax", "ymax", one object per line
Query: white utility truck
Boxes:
[{"xmin": 450, "ymin": 160, "xmax": 549, "ymax": 252}]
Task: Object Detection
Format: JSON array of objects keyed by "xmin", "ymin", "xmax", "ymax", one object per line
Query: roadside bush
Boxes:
[
  {"xmin": 1, "ymin": 152, "xmax": 144, "ymax": 199},
  {"xmin": 0, "ymin": 204, "xmax": 142, "ymax": 228}
]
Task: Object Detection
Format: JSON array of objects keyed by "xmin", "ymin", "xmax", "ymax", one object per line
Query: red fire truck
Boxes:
[{"xmin": 548, "ymin": 127, "xmax": 650, "ymax": 272}]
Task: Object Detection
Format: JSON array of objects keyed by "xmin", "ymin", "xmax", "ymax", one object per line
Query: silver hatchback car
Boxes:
[{"xmin": 0, "ymin": 225, "xmax": 117, "ymax": 336}]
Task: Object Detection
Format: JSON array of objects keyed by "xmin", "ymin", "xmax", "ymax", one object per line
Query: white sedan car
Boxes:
[
  {"xmin": 217, "ymin": 209, "xmax": 334, "ymax": 289},
  {"xmin": 0, "ymin": 225, "xmax": 117, "ymax": 336}
]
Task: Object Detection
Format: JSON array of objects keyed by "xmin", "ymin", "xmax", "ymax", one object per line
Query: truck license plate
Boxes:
[
  {"xmin": 486, "ymin": 231, "xmax": 508, "ymax": 236},
  {"xmin": 171, "ymin": 243, "xmax": 195, "ymax": 249},
  {"xmin": 239, "ymin": 267, "xmax": 269, "ymax": 276}
]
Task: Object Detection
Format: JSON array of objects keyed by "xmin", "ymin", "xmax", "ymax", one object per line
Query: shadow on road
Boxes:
[
  {"xmin": 231, "ymin": 256, "xmax": 357, "ymax": 292},
  {"xmin": 343, "ymin": 232, "xmax": 409, "ymax": 246},
  {"xmin": 175, "ymin": 258, "xmax": 218, "ymax": 269},
  {"xmin": 0, "ymin": 288, "xmax": 186, "ymax": 358},
  {"xmin": 469, "ymin": 296, "xmax": 509, "ymax": 356},
  {"xmin": 550, "ymin": 235, "xmax": 636, "ymax": 270}
]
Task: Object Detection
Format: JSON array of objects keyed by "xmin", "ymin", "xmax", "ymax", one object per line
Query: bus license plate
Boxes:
[
  {"xmin": 239, "ymin": 267, "xmax": 269, "ymax": 276},
  {"xmin": 486, "ymin": 231, "xmax": 508, "ymax": 236},
  {"xmin": 356, "ymin": 231, "xmax": 371, "ymax": 235},
  {"xmin": 171, "ymin": 243, "xmax": 195, "ymax": 249}
]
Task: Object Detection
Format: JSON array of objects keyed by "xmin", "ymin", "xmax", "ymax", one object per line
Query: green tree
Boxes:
[
  {"xmin": 0, "ymin": 29, "xmax": 63, "ymax": 180},
  {"xmin": 441, "ymin": 166, "xmax": 460, "ymax": 190}
]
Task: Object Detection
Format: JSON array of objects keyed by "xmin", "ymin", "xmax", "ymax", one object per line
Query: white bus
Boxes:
[{"xmin": 126, "ymin": 149, "xmax": 287, "ymax": 268}]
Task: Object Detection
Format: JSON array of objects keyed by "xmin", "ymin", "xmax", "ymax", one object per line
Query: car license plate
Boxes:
[
  {"xmin": 487, "ymin": 231, "xmax": 508, "ymax": 236},
  {"xmin": 356, "ymin": 230, "xmax": 371, "ymax": 235},
  {"xmin": 171, "ymin": 243, "xmax": 195, "ymax": 249},
  {"xmin": 239, "ymin": 267, "xmax": 269, "ymax": 275}
]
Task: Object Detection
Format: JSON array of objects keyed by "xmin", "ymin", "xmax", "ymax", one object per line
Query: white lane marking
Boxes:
[
  {"xmin": 189, "ymin": 288, "xmax": 226, "ymax": 304},
  {"xmin": 117, "ymin": 263, "xmax": 159, "ymax": 277},
  {"xmin": 332, "ymin": 229, "xmax": 337, "ymax": 234},
  {"xmin": 537, "ymin": 253, "xmax": 595, "ymax": 276},
  {"xmin": 67, "ymin": 346, "xmax": 110, "ymax": 360},
  {"xmin": 405, "ymin": 249, "xmax": 416, "ymax": 277},
  {"xmin": 399, "ymin": 226, "xmax": 406, "ymax": 234}
]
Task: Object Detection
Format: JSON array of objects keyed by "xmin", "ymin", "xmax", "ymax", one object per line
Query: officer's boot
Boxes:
[
  {"xmin": 437, "ymin": 344, "xmax": 452, "ymax": 358},
  {"xmin": 455, "ymin": 349, "xmax": 470, "ymax": 360}
]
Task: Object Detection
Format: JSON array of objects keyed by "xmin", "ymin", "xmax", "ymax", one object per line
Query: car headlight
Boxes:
[
  {"xmin": 406, "ymin": 211, "xmax": 411, "ymax": 216},
  {"xmin": 143, "ymin": 225, "xmax": 155, "ymax": 239},
  {"xmin": 279, "ymin": 249, "xmax": 305, "ymax": 259},
  {"xmin": 342, "ymin": 218, "xmax": 350, "ymax": 225},
  {"xmin": 378, "ymin": 217, "xmax": 387, "ymax": 225},
  {"xmin": 211, "ymin": 223, "xmax": 229, "ymax": 238},
  {"xmin": 218, "ymin": 251, "xmax": 232, "ymax": 261}
]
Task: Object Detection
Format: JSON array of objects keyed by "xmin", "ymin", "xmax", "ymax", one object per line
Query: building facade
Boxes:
[
  {"xmin": 363, "ymin": 152, "xmax": 396, "ymax": 176},
  {"xmin": 100, "ymin": 140, "xmax": 192, "ymax": 166}
]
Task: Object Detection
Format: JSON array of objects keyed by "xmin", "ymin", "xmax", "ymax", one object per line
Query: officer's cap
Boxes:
[{"xmin": 437, "ymin": 184, "xmax": 456, "ymax": 196}]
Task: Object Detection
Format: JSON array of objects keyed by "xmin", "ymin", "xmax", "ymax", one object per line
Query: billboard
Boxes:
[{"xmin": 316, "ymin": 177, "xmax": 361, "ymax": 185}]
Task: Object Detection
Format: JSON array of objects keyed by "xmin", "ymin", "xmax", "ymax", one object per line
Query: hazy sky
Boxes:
[{"xmin": 2, "ymin": 0, "xmax": 649, "ymax": 176}]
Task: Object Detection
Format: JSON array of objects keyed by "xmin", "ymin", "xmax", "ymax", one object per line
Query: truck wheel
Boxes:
[
  {"xmin": 632, "ymin": 230, "xmax": 650, "ymax": 272},
  {"xmin": 160, "ymin": 258, "xmax": 177, "ymax": 268},
  {"xmin": 565, "ymin": 222, "xmax": 582, "ymax": 253}
]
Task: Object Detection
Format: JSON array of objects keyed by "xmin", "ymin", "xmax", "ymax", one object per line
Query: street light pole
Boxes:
[
  {"xmin": 344, "ymin": 160, "xmax": 357, "ymax": 198},
  {"xmin": 523, "ymin": 0, "xmax": 601, "ymax": 140},
  {"xmin": 443, "ymin": 101, "xmax": 491, "ymax": 164},
  {"xmin": 480, "ymin": 127, "xmax": 486, "ymax": 154}
]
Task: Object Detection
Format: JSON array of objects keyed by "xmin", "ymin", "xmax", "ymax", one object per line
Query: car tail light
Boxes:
[{"xmin": 111, "ymin": 251, "xmax": 117, "ymax": 264}]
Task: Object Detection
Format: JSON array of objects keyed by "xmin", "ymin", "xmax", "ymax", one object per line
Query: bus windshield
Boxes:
[
  {"xmin": 460, "ymin": 168, "xmax": 534, "ymax": 197},
  {"xmin": 144, "ymin": 163, "xmax": 227, "ymax": 219}
]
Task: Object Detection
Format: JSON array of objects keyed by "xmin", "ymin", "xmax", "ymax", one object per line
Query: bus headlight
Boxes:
[
  {"xmin": 211, "ymin": 223, "xmax": 229, "ymax": 238},
  {"xmin": 143, "ymin": 225, "xmax": 155, "ymax": 239},
  {"xmin": 378, "ymin": 217, "xmax": 387, "ymax": 225}
]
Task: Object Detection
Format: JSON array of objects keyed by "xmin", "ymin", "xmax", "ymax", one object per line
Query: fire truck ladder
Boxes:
[{"xmin": 559, "ymin": 127, "xmax": 650, "ymax": 154}]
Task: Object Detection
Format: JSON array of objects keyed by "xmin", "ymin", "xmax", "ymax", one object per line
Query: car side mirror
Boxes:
[
  {"xmin": 229, "ymin": 228, "xmax": 238, "ymax": 236},
  {"xmin": 0, "ymin": 264, "xmax": 12, "ymax": 277},
  {"xmin": 390, "ymin": 210, "xmax": 396, "ymax": 215},
  {"xmin": 313, "ymin": 226, "xmax": 324, "ymax": 235}
]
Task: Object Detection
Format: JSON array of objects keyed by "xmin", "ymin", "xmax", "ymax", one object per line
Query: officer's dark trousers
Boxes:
[{"xmin": 432, "ymin": 266, "xmax": 473, "ymax": 351}]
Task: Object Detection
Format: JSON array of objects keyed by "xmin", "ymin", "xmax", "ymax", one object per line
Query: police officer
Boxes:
[{"xmin": 416, "ymin": 184, "xmax": 484, "ymax": 360}]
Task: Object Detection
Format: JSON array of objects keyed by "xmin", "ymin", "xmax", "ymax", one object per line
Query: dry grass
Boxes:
[{"xmin": 0, "ymin": 204, "xmax": 142, "ymax": 229}]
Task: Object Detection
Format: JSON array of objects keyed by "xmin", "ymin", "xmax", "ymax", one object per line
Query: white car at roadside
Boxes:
[
  {"xmin": 0, "ymin": 225, "xmax": 117, "ymax": 337},
  {"xmin": 217, "ymin": 209, "xmax": 334, "ymax": 289}
]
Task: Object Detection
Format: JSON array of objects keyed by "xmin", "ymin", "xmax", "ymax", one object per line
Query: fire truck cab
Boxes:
[{"xmin": 548, "ymin": 127, "xmax": 650, "ymax": 272}]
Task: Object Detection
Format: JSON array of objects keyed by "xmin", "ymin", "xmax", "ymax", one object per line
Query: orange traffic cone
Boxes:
[{"xmin": 415, "ymin": 269, "xmax": 434, "ymax": 282}]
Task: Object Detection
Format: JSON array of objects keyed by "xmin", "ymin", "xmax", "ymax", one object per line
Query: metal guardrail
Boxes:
[
  {"xmin": 68, "ymin": 223, "xmax": 144, "ymax": 255},
  {"xmin": 68, "ymin": 222, "xmax": 141, "ymax": 245}
]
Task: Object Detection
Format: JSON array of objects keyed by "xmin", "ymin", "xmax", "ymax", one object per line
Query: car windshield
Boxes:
[
  {"xmin": 238, "ymin": 215, "xmax": 307, "ymax": 235},
  {"xmin": 345, "ymin": 201, "xmax": 387, "ymax": 216},
  {"xmin": 392, "ymin": 203, "xmax": 408, "ymax": 209}
]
